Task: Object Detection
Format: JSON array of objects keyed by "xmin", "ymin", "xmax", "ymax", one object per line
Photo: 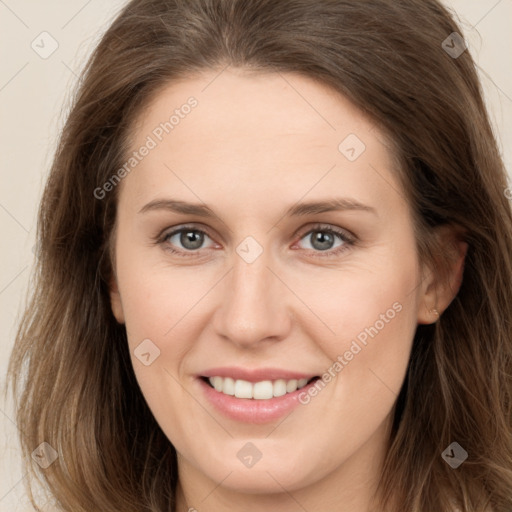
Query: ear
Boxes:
[
  {"xmin": 109, "ymin": 274, "xmax": 125, "ymax": 324},
  {"xmin": 417, "ymin": 224, "xmax": 468, "ymax": 325}
]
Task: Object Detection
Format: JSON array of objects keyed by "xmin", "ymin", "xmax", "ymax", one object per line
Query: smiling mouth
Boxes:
[{"xmin": 201, "ymin": 376, "xmax": 320, "ymax": 400}]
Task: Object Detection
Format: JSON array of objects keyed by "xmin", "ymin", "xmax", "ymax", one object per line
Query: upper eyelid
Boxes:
[{"xmin": 160, "ymin": 223, "xmax": 217, "ymax": 242}]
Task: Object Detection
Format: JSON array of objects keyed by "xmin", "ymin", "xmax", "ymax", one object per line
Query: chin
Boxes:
[
  {"xmin": 210, "ymin": 468, "xmax": 305, "ymax": 494},
  {"xmin": 194, "ymin": 452, "xmax": 323, "ymax": 494}
]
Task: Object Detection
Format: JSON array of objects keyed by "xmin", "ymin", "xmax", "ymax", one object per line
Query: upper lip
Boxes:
[{"xmin": 200, "ymin": 367, "xmax": 318, "ymax": 383}]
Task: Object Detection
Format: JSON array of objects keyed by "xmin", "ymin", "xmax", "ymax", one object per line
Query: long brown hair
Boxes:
[{"xmin": 6, "ymin": 0, "xmax": 512, "ymax": 510}]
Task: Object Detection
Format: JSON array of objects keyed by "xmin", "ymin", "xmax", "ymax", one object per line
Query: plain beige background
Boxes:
[{"xmin": 1, "ymin": 1, "xmax": 511, "ymax": 510}]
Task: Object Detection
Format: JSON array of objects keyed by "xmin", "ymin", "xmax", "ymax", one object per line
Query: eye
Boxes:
[
  {"xmin": 293, "ymin": 224, "xmax": 355, "ymax": 258},
  {"xmin": 159, "ymin": 225, "xmax": 217, "ymax": 257}
]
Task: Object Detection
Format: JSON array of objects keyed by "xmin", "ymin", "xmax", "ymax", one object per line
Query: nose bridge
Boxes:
[{"xmin": 212, "ymin": 240, "xmax": 292, "ymax": 347}]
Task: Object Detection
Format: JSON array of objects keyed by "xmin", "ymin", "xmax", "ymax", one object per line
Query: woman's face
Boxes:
[{"xmin": 109, "ymin": 69, "xmax": 436, "ymax": 502}]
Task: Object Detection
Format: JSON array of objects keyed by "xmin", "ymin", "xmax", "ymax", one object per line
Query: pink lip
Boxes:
[
  {"xmin": 200, "ymin": 366, "xmax": 317, "ymax": 383},
  {"xmin": 197, "ymin": 376, "xmax": 320, "ymax": 424}
]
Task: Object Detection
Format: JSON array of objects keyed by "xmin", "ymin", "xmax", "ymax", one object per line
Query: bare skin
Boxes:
[{"xmin": 109, "ymin": 68, "xmax": 466, "ymax": 512}]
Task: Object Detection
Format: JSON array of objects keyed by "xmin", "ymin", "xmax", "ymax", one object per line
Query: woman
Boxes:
[{"xmin": 7, "ymin": 0, "xmax": 512, "ymax": 511}]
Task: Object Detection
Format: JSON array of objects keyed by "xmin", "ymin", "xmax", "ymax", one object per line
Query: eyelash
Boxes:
[{"xmin": 156, "ymin": 223, "xmax": 356, "ymax": 259}]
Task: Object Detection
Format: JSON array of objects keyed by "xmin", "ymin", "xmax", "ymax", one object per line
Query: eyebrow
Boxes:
[{"xmin": 138, "ymin": 197, "xmax": 377, "ymax": 217}]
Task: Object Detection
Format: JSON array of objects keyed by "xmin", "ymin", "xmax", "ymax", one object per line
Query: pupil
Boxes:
[
  {"xmin": 312, "ymin": 231, "xmax": 333, "ymax": 251},
  {"xmin": 181, "ymin": 230, "xmax": 203, "ymax": 250}
]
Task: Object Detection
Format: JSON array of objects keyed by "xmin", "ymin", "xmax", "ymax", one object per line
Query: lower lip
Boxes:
[{"xmin": 197, "ymin": 377, "xmax": 319, "ymax": 424}]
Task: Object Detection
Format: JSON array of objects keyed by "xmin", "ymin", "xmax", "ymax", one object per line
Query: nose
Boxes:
[{"xmin": 211, "ymin": 247, "xmax": 293, "ymax": 349}]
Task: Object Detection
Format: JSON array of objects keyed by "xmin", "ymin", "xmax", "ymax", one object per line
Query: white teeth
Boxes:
[
  {"xmin": 207, "ymin": 376, "xmax": 313, "ymax": 399},
  {"xmin": 234, "ymin": 379, "xmax": 253, "ymax": 399},
  {"xmin": 286, "ymin": 379, "xmax": 298, "ymax": 392},
  {"xmin": 253, "ymin": 380, "xmax": 273, "ymax": 399},
  {"xmin": 273, "ymin": 379, "xmax": 287, "ymax": 397},
  {"xmin": 223, "ymin": 377, "xmax": 235, "ymax": 395},
  {"xmin": 212, "ymin": 376, "xmax": 223, "ymax": 392}
]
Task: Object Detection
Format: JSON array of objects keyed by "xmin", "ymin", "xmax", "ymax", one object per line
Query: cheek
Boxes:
[
  {"xmin": 292, "ymin": 249, "xmax": 419, "ymax": 427},
  {"xmin": 115, "ymin": 241, "xmax": 208, "ymax": 335},
  {"xmin": 116, "ymin": 260, "xmax": 206, "ymax": 431},
  {"xmin": 115, "ymin": 252, "xmax": 219, "ymax": 397},
  {"xmin": 290, "ymin": 246, "xmax": 419, "ymax": 362}
]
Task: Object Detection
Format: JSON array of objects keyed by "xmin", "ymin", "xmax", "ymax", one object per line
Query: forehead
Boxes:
[
  {"xmin": 120, "ymin": 69, "xmax": 404, "ymax": 217},
  {"xmin": 133, "ymin": 68, "xmax": 383, "ymax": 148}
]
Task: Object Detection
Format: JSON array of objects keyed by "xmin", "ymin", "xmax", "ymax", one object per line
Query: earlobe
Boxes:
[
  {"xmin": 109, "ymin": 275, "xmax": 125, "ymax": 324},
  {"xmin": 417, "ymin": 225, "xmax": 468, "ymax": 325}
]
